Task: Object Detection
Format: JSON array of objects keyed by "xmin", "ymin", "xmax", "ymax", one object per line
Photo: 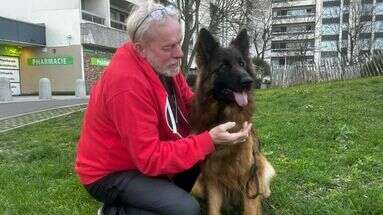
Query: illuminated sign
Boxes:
[
  {"xmin": 0, "ymin": 46, "xmax": 21, "ymax": 57},
  {"xmin": 27, "ymin": 56, "xmax": 74, "ymax": 66},
  {"xmin": 90, "ymin": 57, "xmax": 110, "ymax": 66},
  {"xmin": 0, "ymin": 56, "xmax": 19, "ymax": 70},
  {"xmin": 0, "ymin": 56, "xmax": 20, "ymax": 95}
]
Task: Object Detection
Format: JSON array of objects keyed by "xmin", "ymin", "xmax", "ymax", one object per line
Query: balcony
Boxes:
[
  {"xmin": 82, "ymin": 10, "xmax": 105, "ymax": 25},
  {"xmin": 270, "ymin": 49, "xmax": 315, "ymax": 57},
  {"xmin": 272, "ymin": 0, "xmax": 316, "ymax": 8},
  {"xmin": 272, "ymin": 31, "xmax": 315, "ymax": 40},
  {"xmin": 81, "ymin": 22, "xmax": 128, "ymax": 49},
  {"xmin": 273, "ymin": 15, "xmax": 316, "ymax": 25}
]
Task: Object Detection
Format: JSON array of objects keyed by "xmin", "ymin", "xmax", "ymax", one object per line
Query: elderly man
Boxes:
[{"xmin": 75, "ymin": 1, "xmax": 252, "ymax": 215}]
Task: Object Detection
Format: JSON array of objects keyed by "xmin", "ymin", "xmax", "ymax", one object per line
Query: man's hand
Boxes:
[{"xmin": 208, "ymin": 121, "xmax": 252, "ymax": 145}]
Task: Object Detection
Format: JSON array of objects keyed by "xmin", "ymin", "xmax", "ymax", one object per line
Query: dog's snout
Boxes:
[{"xmin": 240, "ymin": 75, "xmax": 253, "ymax": 88}]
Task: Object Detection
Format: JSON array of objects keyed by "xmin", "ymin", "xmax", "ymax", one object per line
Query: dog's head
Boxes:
[{"xmin": 195, "ymin": 28, "xmax": 254, "ymax": 107}]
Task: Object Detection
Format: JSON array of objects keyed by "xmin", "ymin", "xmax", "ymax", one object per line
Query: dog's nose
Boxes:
[{"xmin": 240, "ymin": 75, "xmax": 253, "ymax": 88}]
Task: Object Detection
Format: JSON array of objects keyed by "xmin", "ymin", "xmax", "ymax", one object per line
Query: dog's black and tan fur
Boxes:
[{"xmin": 190, "ymin": 28, "xmax": 275, "ymax": 215}]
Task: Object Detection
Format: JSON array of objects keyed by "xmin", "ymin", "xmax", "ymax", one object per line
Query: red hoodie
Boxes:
[{"xmin": 75, "ymin": 42, "xmax": 215, "ymax": 185}]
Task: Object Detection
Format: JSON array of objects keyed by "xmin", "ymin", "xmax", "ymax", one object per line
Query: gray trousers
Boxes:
[{"xmin": 85, "ymin": 165, "xmax": 201, "ymax": 215}]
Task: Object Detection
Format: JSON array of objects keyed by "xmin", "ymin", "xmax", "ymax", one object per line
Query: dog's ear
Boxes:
[
  {"xmin": 230, "ymin": 29, "xmax": 249, "ymax": 58},
  {"xmin": 196, "ymin": 28, "xmax": 219, "ymax": 68}
]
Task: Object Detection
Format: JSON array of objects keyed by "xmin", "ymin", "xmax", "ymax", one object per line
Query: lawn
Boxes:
[{"xmin": 0, "ymin": 76, "xmax": 382, "ymax": 215}]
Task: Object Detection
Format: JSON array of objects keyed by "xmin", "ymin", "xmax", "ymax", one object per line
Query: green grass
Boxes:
[
  {"xmin": 256, "ymin": 77, "xmax": 383, "ymax": 215},
  {"xmin": 0, "ymin": 112, "xmax": 98, "ymax": 215},
  {"xmin": 0, "ymin": 76, "xmax": 382, "ymax": 214}
]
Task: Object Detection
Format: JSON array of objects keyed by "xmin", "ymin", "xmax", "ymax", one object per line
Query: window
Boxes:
[
  {"xmin": 321, "ymin": 41, "xmax": 337, "ymax": 51},
  {"xmin": 271, "ymin": 42, "xmax": 287, "ymax": 50},
  {"xmin": 288, "ymin": 8, "xmax": 305, "ymax": 16},
  {"xmin": 360, "ymin": 39, "xmax": 371, "ymax": 50},
  {"xmin": 279, "ymin": 10, "xmax": 287, "ymax": 16},
  {"xmin": 373, "ymin": 38, "xmax": 383, "ymax": 49},
  {"xmin": 376, "ymin": 20, "xmax": 383, "ymax": 32},
  {"xmin": 362, "ymin": 21, "xmax": 373, "ymax": 33},
  {"xmin": 272, "ymin": 26, "xmax": 287, "ymax": 33},
  {"xmin": 362, "ymin": 4, "xmax": 373, "ymax": 13},
  {"xmin": 273, "ymin": 10, "xmax": 287, "ymax": 17},
  {"xmin": 321, "ymin": 24, "xmax": 339, "ymax": 35},
  {"xmin": 306, "ymin": 24, "xmax": 314, "ymax": 31},
  {"xmin": 119, "ymin": 14, "xmax": 126, "ymax": 22},
  {"xmin": 323, "ymin": 7, "xmax": 340, "ymax": 18},
  {"xmin": 376, "ymin": 3, "xmax": 383, "ymax": 14},
  {"xmin": 110, "ymin": 10, "xmax": 118, "ymax": 20},
  {"xmin": 271, "ymin": 57, "xmax": 286, "ymax": 66}
]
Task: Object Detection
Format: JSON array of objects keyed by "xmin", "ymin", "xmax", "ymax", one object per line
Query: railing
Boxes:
[
  {"xmin": 272, "ymin": 0, "xmax": 312, "ymax": 3},
  {"xmin": 82, "ymin": 10, "xmax": 105, "ymax": 25},
  {"xmin": 111, "ymin": 19, "xmax": 127, "ymax": 31},
  {"xmin": 273, "ymin": 13, "xmax": 316, "ymax": 19},
  {"xmin": 271, "ymin": 47, "xmax": 315, "ymax": 52},
  {"xmin": 272, "ymin": 30, "xmax": 315, "ymax": 35}
]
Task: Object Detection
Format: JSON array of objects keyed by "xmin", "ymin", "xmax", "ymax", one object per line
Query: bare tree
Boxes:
[
  {"xmin": 345, "ymin": 0, "xmax": 375, "ymax": 64},
  {"xmin": 253, "ymin": 9, "xmax": 272, "ymax": 60}
]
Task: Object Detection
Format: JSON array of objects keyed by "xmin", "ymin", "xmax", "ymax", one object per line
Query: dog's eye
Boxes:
[
  {"xmin": 218, "ymin": 61, "xmax": 230, "ymax": 70},
  {"xmin": 238, "ymin": 60, "xmax": 245, "ymax": 67}
]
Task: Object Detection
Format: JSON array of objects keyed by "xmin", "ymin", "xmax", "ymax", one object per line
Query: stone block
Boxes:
[
  {"xmin": 39, "ymin": 78, "xmax": 52, "ymax": 99},
  {"xmin": 0, "ymin": 77, "xmax": 12, "ymax": 101}
]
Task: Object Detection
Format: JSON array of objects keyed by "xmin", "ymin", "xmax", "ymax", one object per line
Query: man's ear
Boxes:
[
  {"xmin": 134, "ymin": 42, "xmax": 145, "ymax": 57},
  {"xmin": 195, "ymin": 28, "xmax": 219, "ymax": 68},
  {"xmin": 230, "ymin": 29, "xmax": 249, "ymax": 58}
]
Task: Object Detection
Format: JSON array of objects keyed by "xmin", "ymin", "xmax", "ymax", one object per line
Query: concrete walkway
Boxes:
[{"xmin": 0, "ymin": 96, "xmax": 88, "ymax": 133}]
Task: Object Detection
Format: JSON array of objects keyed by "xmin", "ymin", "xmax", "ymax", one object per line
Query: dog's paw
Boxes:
[{"xmin": 262, "ymin": 160, "xmax": 275, "ymax": 198}]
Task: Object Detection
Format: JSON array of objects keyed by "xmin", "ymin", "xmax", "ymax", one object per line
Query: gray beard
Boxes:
[{"xmin": 146, "ymin": 53, "xmax": 180, "ymax": 77}]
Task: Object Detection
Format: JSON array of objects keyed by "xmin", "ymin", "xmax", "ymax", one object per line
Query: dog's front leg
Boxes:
[
  {"xmin": 243, "ymin": 195, "xmax": 262, "ymax": 215},
  {"xmin": 206, "ymin": 181, "xmax": 223, "ymax": 215}
]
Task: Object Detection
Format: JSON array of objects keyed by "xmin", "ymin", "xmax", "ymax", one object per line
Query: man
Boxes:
[{"xmin": 75, "ymin": 1, "xmax": 252, "ymax": 215}]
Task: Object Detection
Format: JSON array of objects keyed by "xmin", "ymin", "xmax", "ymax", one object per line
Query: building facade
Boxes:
[
  {"xmin": 269, "ymin": 0, "xmax": 383, "ymax": 69},
  {"xmin": 0, "ymin": 0, "xmax": 134, "ymax": 95}
]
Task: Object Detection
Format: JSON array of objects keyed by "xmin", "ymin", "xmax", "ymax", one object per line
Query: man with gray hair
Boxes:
[{"xmin": 75, "ymin": 1, "xmax": 252, "ymax": 214}]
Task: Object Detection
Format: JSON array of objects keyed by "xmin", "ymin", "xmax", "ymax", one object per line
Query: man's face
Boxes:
[{"xmin": 139, "ymin": 18, "xmax": 183, "ymax": 77}]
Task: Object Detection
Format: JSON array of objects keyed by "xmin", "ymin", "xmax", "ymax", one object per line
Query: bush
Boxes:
[{"xmin": 252, "ymin": 57, "xmax": 271, "ymax": 89}]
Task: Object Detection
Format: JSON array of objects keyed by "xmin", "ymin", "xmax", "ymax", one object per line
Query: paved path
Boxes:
[
  {"xmin": 0, "ymin": 97, "xmax": 88, "ymax": 119},
  {"xmin": 0, "ymin": 96, "xmax": 88, "ymax": 133}
]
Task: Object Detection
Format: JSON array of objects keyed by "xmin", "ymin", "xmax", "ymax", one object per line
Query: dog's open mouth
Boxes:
[
  {"xmin": 222, "ymin": 89, "xmax": 249, "ymax": 107},
  {"xmin": 233, "ymin": 91, "xmax": 248, "ymax": 107}
]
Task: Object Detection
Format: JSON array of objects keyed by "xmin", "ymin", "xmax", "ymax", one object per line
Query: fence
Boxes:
[{"xmin": 270, "ymin": 53, "xmax": 383, "ymax": 87}]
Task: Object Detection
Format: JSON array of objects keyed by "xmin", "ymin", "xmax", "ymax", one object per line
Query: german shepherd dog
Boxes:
[{"xmin": 190, "ymin": 28, "xmax": 275, "ymax": 215}]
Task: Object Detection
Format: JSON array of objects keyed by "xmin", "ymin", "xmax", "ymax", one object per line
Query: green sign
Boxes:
[
  {"xmin": 90, "ymin": 57, "xmax": 110, "ymax": 67},
  {"xmin": 27, "ymin": 56, "xmax": 73, "ymax": 66},
  {"xmin": 0, "ymin": 46, "xmax": 22, "ymax": 57}
]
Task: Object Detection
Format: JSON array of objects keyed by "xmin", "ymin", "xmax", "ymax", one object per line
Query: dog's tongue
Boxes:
[{"xmin": 233, "ymin": 91, "xmax": 248, "ymax": 107}]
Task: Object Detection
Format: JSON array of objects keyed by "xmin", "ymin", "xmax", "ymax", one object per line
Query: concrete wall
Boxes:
[
  {"xmin": 81, "ymin": 22, "xmax": 129, "ymax": 48},
  {"xmin": 19, "ymin": 45, "xmax": 83, "ymax": 94},
  {"xmin": 0, "ymin": 0, "xmax": 82, "ymax": 47}
]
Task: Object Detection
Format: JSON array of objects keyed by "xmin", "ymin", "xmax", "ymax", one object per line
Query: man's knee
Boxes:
[{"xmin": 166, "ymin": 195, "xmax": 200, "ymax": 215}]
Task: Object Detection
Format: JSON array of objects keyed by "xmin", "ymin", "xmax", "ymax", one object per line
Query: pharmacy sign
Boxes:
[{"xmin": 28, "ymin": 56, "xmax": 74, "ymax": 66}]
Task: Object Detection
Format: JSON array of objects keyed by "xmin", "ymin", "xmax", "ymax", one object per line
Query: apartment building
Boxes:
[
  {"xmin": 269, "ymin": 0, "xmax": 383, "ymax": 68},
  {"xmin": 270, "ymin": 0, "xmax": 319, "ymax": 68},
  {"xmin": 0, "ymin": 0, "xmax": 134, "ymax": 95},
  {"xmin": 320, "ymin": 0, "xmax": 383, "ymax": 61}
]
